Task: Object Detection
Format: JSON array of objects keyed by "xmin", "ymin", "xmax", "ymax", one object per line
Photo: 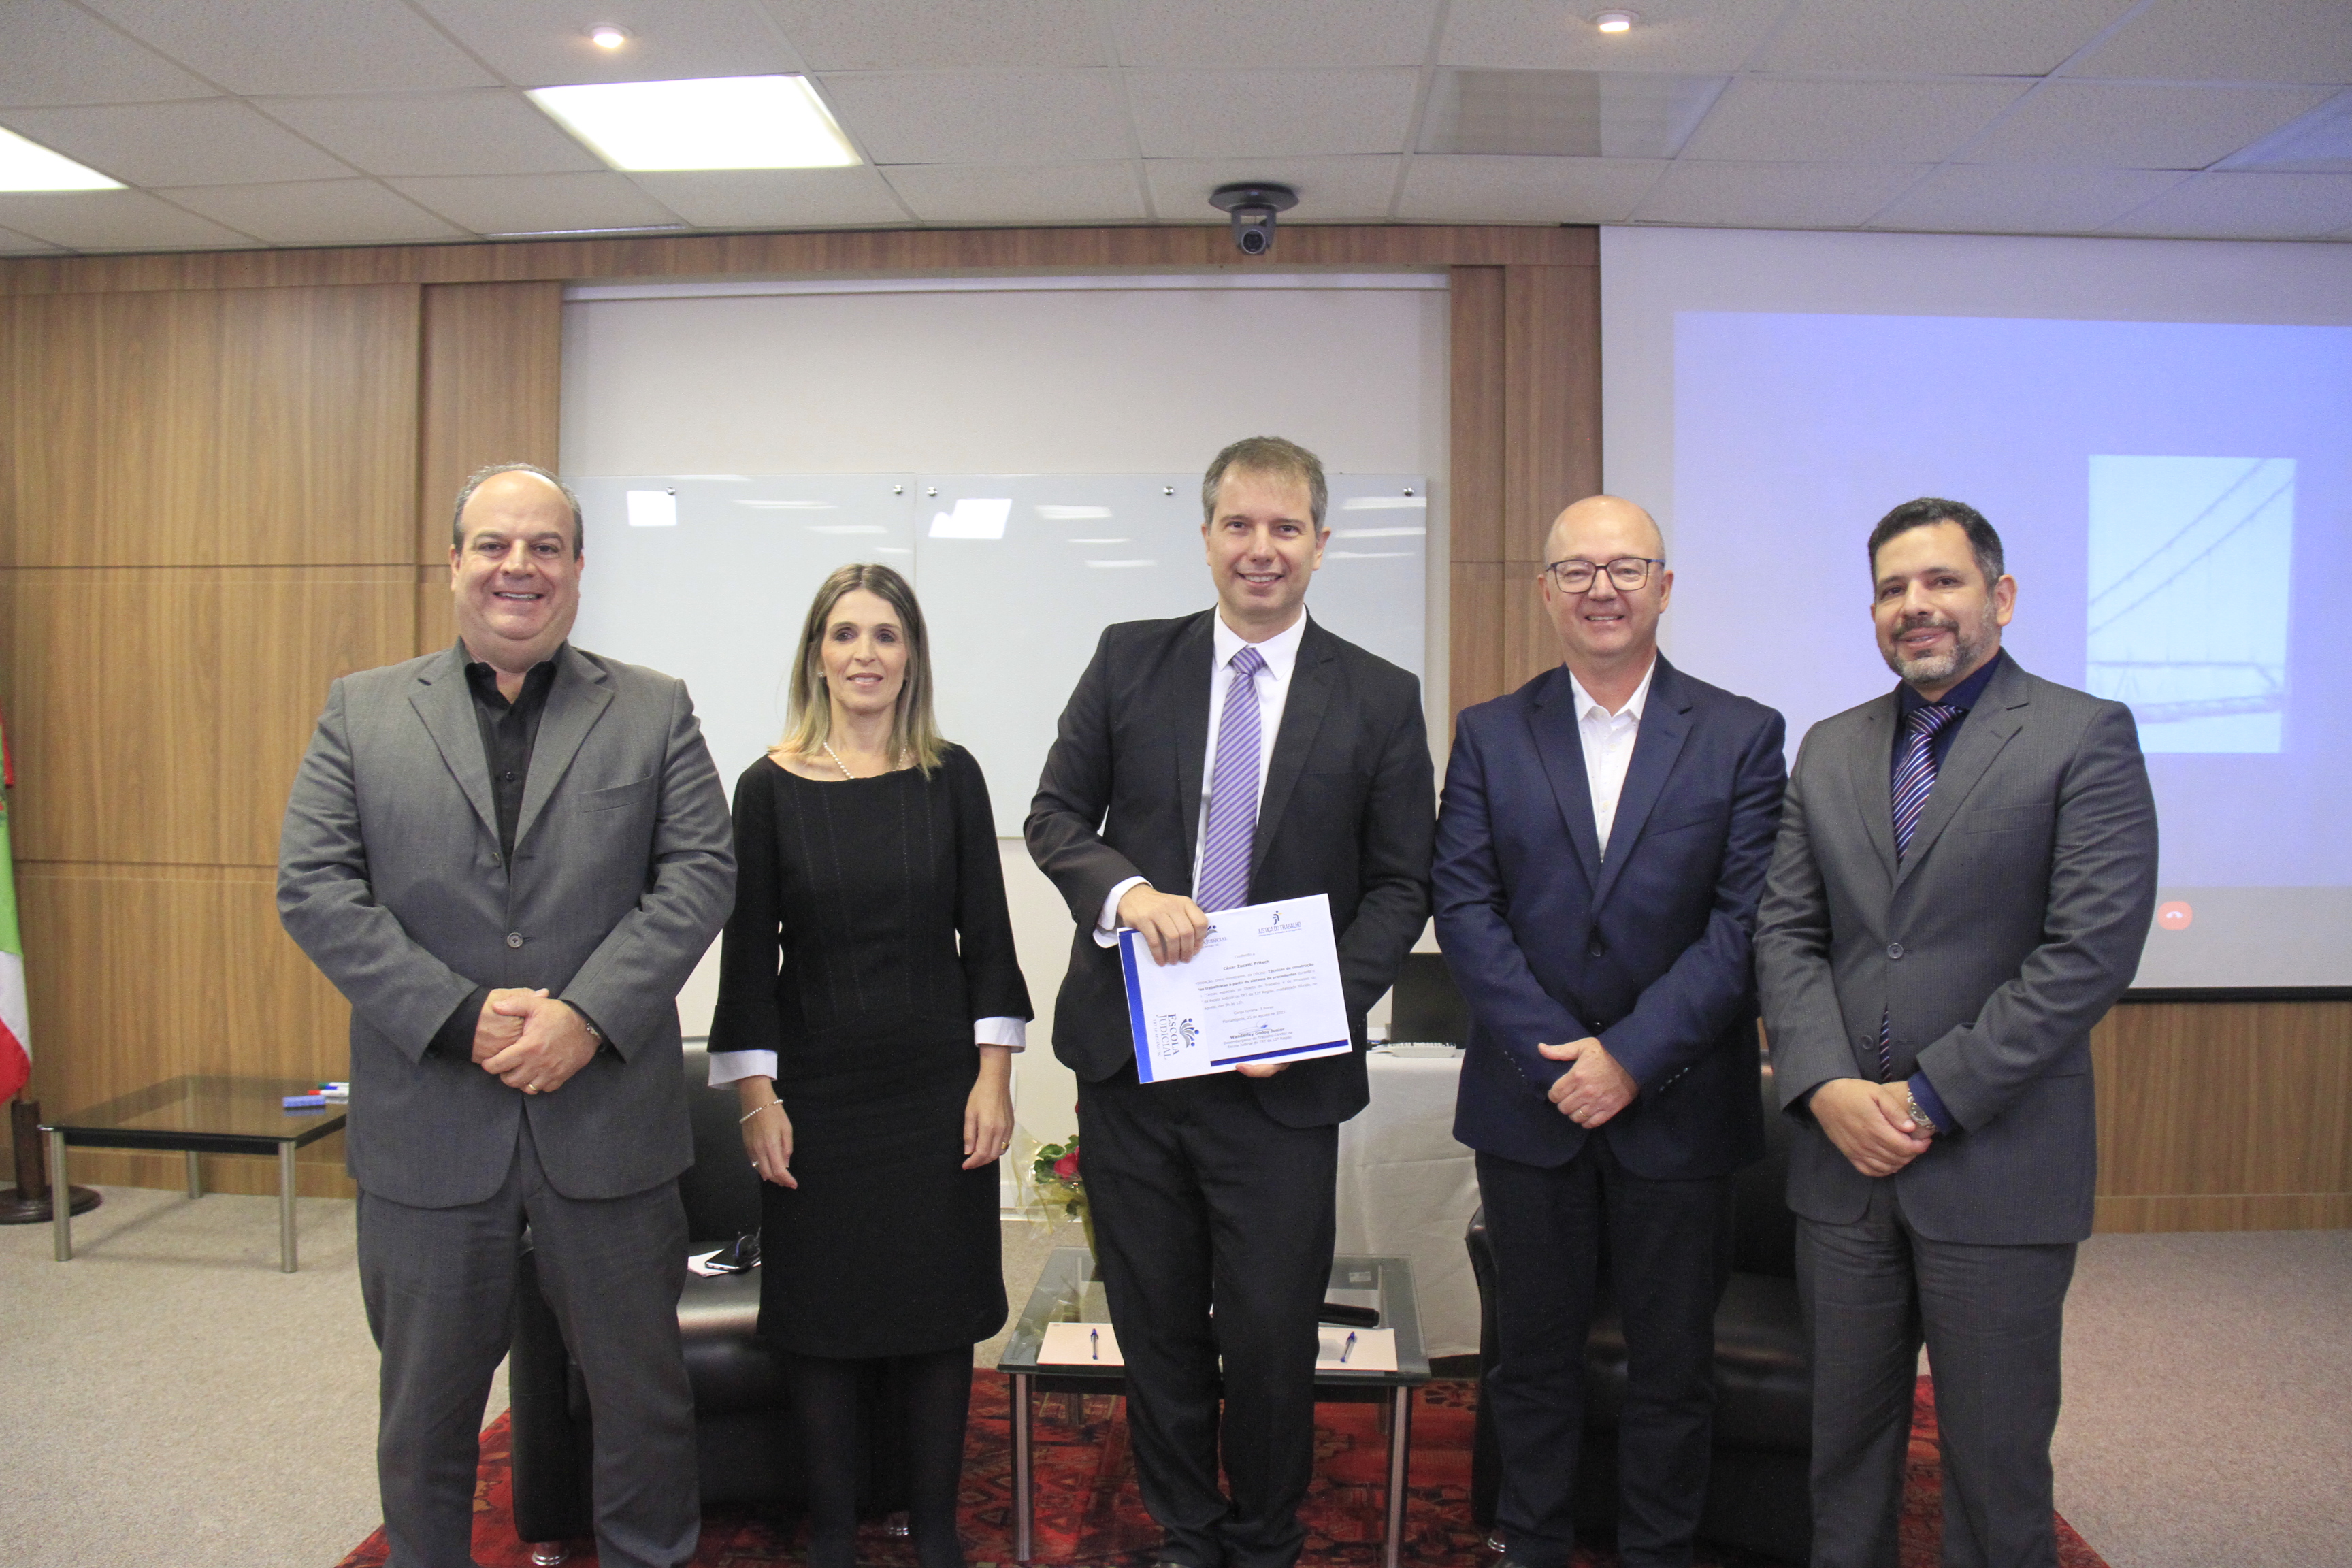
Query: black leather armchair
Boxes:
[
  {"xmin": 509, "ymin": 1043, "xmax": 911, "ymax": 1561},
  {"xmin": 1465, "ymin": 1049, "xmax": 1811, "ymax": 1565}
]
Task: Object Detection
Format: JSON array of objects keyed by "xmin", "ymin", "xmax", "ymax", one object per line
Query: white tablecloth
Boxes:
[{"xmin": 1333, "ymin": 1048, "xmax": 1480, "ymax": 1358}]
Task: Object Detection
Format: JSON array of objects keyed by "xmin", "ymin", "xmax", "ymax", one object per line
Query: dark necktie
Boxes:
[
  {"xmin": 1194, "ymin": 645, "xmax": 1267, "ymax": 913},
  {"xmin": 1880, "ymin": 702, "xmax": 1962, "ymax": 1075}
]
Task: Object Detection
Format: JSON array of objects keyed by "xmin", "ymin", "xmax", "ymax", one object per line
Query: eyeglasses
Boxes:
[{"xmin": 1543, "ymin": 557, "xmax": 1665, "ymax": 593}]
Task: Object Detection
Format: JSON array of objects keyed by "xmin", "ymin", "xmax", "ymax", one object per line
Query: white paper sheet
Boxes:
[
  {"xmin": 1118, "ymin": 894, "xmax": 1353, "ymax": 1083},
  {"xmin": 1314, "ymin": 1326, "xmax": 1399, "ymax": 1372},
  {"xmin": 1039, "ymin": 1322, "xmax": 1123, "ymax": 1366}
]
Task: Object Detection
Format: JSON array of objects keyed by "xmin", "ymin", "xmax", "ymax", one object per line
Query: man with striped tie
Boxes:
[
  {"xmin": 1028, "ymin": 436, "xmax": 1435, "ymax": 1568},
  {"xmin": 1756, "ymin": 498, "xmax": 2158, "ymax": 1568}
]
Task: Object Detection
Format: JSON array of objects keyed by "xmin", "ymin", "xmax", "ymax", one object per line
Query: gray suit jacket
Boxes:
[
  {"xmin": 1754, "ymin": 655, "xmax": 2156, "ymax": 1245},
  {"xmin": 278, "ymin": 642, "xmax": 735, "ymax": 1209}
]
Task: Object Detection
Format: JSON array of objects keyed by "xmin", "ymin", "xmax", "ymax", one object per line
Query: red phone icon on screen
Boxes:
[{"xmin": 2156, "ymin": 901, "xmax": 2192, "ymax": 931}]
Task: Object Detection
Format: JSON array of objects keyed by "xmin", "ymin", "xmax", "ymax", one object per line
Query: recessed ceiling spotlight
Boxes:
[
  {"xmin": 588, "ymin": 24, "xmax": 629, "ymax": 50},
  {"xmin": 1595, "ymin": 10, "xmax": 1638, "ymax": 33}
]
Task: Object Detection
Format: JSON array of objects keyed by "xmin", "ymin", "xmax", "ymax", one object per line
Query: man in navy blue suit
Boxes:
[{"xmin": 1436, "ymin": 495, "xmax": 1786, "ymax": 1568}]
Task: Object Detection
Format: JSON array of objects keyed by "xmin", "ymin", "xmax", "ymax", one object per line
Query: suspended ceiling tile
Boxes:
[
  {"xmin": 820, "ymin": 69, "xmax": 1130, "ymax": 165},
  {"xmin": 255, "ymin": 91, "xmax": 606, "ymax": 178},
  {"xmin": 76, "ymin": 0, "xmax": 499, "ymax": 96},
  {"xmin": 1395, "ymin": 154, "xmax": 1668, "ymax": 222},
  {"xmin": 0, "ymin": 0, "xmax": 222, "ymax": 109},
  {"xmin": 2068, "ymin": 0, "xmax": 2352, "ymax": 86},
  {"xmin": 1419, "ymin": 70, "xmax": 1727, "ymax": 159},
  {"xmin": 880, "ymin": 160, "xmax": 1146, "ymax": 223},
  {"xmin": 629, "ymin": 167, "xmax": 913, "ymax": 228},
  {"xmin": 2223, "ymin": 92, "xmax": 2352, "ymax": 172},
  {"xmin": 409, "ymin": 0, "xmax": 806, "ymax": 88},
  {"xmin": 0, "ymin": 189, "xmax": 259, "ymax": 250},
  {"xmin": 1441, "ymin": 0, "xmax": 1787, "ymax": 75},
  {"xmin": 385, "ymin": 170, "xmax": 685, "ymax": 235},
  {"xmin": 760, "ymin": 0, "xmax": 1109, "ymax": 70},
  {"xmin": 1753, "ymin": 0, "xmax": 2140, "ymax": 76},
  {"xmin": 161, "ymin": 178, "xmax": 471, "ymax": 244},
  {"xmin": 1631, "ymin": 159, "xmax": 1927, "ymax": 227},
  {"xmin": 1869, "ymin": 164, "xmax": 2191, "ymax": 233},
  {"xmin": 1126, "ymin": 69, "xmax": 1420, "ymax": 159},
  {"xmin": 1681, "ymin": 76, "xmax": 2031, "ymax": 163},
  {"xmin": 1111, "ymin": 1, "xmax": 1443, "ymax": 68},
  {"xmin": 1, "ymin": 98, "xmax": 355, "ymax": 186},
  {"xmin": 0, "ymin": 223, "xmax": 67, "ymax": 253},
  {"xmin": 1143, "ymin": 156, "xmax": 1402, "ymax": 223},
  {"xmin": 1960, "ymin": 81, "xmax": 2340, "ymax": 168},
  {"xmin": 2100, "ymin": 170, "xmax": 2352, "ymax": 238}
]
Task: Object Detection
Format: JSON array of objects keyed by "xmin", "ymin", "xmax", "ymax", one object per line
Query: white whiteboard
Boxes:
[{"xmin": 568, "ymin": 471, "xmax": 1426, "ymax": 834}]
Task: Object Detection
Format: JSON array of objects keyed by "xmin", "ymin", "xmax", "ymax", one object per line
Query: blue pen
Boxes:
[
  {"xmin": 1339, "ymin": 1330, "xmax": 1356, "ymax": 1365},
  {"xmin": 1090, "ymin": 1328, "xmax": 1100, "ymax": 1362}
]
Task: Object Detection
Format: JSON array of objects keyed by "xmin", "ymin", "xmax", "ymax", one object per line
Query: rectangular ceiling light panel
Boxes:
[
  {"xmin": 527, "ymin": 75, "xmax": 858, "ymax": 171},
  {"xmin": 0, "ymin": 125, "xmax": 122, "ymax": 191},
  {"xmin": 1420, "ymin": 71, "xmax": 1729, "ymax": 159}
]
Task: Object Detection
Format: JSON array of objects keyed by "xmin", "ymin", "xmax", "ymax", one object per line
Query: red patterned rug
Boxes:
[{"xmin": 333, "ymin": 1375, "xmax": 2108, "ymax": 1567}]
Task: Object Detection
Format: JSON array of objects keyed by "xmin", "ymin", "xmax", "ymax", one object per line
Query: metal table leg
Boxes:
[
  {"xmin": 50, "ymin": 1130, "xmax": 71, "ymax": 1262},
  {"xmin": 1012, "ymin": 1371, "xmax": 1034, "ymax": 1562},
  {"xmin": 279, "ymin": 1141, "xmax": 299, "ymax": 1273},
  {"xmin": 1382, "ymin": 1384, "xmax": 1414, "ymax": 1568},
  {"xmin": 186, "ymin": 1149, "xmax": 203, "ymax": 1198}
]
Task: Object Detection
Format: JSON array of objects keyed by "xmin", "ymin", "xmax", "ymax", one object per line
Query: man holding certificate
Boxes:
[
  {"xmin": 1436, "ymin": 495, "xmax": 1785, "ymax": 1568},
  {"xmin": 1027, "ymin": 436, "xmax": 1433, "ymax": 1568}
]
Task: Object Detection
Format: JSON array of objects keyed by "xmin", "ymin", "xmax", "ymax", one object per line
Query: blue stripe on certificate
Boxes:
[
  {"xmin": 1210, "ymin": 1039, "xmax": 1350, "ymax": 1067},
  {"xmin": 1117, "ymin": 928, "xmax": 1156, "ymax": 1083}
]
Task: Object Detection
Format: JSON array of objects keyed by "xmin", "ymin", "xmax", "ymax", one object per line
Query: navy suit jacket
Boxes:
[{"xmin": 1436, "ymin": 656, "xmax": 1785, "ymax": 1179}]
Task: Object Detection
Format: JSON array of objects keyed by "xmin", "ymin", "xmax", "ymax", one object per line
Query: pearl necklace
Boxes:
[{"xmin": 819, "ymin": 740, "xmax": 909, "ymax": 781}]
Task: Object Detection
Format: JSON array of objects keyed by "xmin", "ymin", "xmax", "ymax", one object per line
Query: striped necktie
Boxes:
[
  {"xmin": 1193, "ymin": 645, "xmax": 1267, "ymax": 913},
  {"xmin": 1880, "ymin": 702, "xmax": 1962, "ymax": 1075}
]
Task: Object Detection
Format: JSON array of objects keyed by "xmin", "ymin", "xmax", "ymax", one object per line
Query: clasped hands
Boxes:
[
  {"xmin": 471, "ymin": 987, "xmax": 598, "ymax": 1096},
  {"xmin": 1541, "ymin": 1036, "xmax": 1637, "ymax": 1127},
  {"xmin": 1809, "ymin": 1078, "xmax": 1933, "ymax": 1177},
  {"xmin": 1115, "ymin": 885, "xmax": 1287, "ymax": 1077}
]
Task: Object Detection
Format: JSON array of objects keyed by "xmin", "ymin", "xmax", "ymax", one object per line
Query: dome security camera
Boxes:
[{"xmin": 1209, "ymin": 182, "xmax": 1299, "ymax": 257}]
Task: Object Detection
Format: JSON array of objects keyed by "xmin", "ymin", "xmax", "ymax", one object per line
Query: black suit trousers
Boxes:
[
  {"xmin": 1476, "ymin": 1139, "xmax": 1733, "ymax": 1568},
  {"xmin": 1077, "ymin": 1065, "xmax": 1339, "ymax": 1568}
]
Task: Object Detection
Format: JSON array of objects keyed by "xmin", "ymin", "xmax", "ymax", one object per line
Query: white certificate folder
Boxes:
[{"xmin": 1118, "ymin": 893, "xmax": 1354, "ymax": 1083}]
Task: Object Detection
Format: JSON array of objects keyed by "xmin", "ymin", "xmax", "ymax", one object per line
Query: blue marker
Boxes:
[{"xmin": 1339, "ymin": 1330, "xmax": 1357, "ymax": 1365}]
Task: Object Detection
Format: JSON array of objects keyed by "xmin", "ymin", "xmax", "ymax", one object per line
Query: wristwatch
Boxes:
[{"xmin": 1904, "ymin": 1088, "xmax": 1941, "ymax": 1138}]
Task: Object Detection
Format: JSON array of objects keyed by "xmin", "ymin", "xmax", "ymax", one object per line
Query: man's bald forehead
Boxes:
[
  {"xmin": 1546, "ymin": 495, "xmax": 1664, "ymax": 559},
  {"xmin": 459, "ymin": 468, "xmax": 578, "ymax": 550}
]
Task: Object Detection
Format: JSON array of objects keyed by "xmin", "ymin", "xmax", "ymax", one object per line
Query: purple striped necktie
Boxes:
[
  {"xmin": 1880, "ymin": 702, "xmax": 1961, "ymax": 1075},
  {"xmin": 1194, "ymin": 644, "xmax": 1267, "ymax": 913}
]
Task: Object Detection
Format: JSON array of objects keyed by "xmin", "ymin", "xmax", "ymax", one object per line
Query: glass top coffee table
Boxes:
[
  {"xmin": 996, "ymin": 1248, "xmax": 1431, "ymax": 1568},
  {"xmin": 42, "ymin": 1075, "xmax": 348, "ymax": 1273}
]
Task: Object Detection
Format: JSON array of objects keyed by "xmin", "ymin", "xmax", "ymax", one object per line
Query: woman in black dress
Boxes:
[{"xmin": 706, "ymin": 563, "xmax": 1030, "ymax": 1568}]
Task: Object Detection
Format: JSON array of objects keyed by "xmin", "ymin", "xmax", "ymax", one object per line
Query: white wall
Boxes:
[{"xmin": 562, "ymin": 272, "xmax": 1450, "ymax": 1149}]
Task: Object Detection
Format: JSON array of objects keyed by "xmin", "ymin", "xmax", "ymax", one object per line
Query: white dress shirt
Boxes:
[
  {"xmin": 1095, "ymin": 610, "xmax": 1311, "ymax": 941},
  {"xmin": 1569, "ymin": 657, "xmax": 1656, "ymax": 860}
]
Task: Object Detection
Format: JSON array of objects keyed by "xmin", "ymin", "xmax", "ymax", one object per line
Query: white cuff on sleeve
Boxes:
[
  {"xmin": 974, "ymin": 1017, "xmax": 1027, "ymax": 1051},
  {"xmin": 705, "ymin": 1049, "xmax": 777, "ymax": 1088},
  {"xmin": 1096, "ymin": 876, "xmax": 1149, "ymax": 948}
]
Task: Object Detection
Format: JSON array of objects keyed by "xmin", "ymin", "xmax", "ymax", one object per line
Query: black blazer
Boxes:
[{"xmin": 1026, "ymin": 610, "xmax": 1435, "ymax": 1128}]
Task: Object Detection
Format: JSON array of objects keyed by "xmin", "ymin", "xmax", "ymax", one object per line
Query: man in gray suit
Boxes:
[
  {"xmin": 280, "ymin": 463, "xmax": 734, "ymax": 1568},
  {"xmin": 1756, "ymin": 498, "xmax": 2156, "ymax": 1568}
]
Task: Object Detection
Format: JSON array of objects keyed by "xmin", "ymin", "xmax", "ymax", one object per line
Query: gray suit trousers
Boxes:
[
  {"xmin": 1795, "ymin": 1183, "xmax": 2076, "ymax": 1568},
  {"xmin": 357, "ymin": 1118, "xmax": 696, "ymax": 1568}
]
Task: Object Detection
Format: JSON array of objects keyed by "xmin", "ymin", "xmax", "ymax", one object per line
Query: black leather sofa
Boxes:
[
  {"xmin": 508, "ymin": 1043, "xmax": 911, "ymax": 1561},
  {"xmin": 1464, "ymin": 1049, "xmax": 1812, "ymax": 1565}
]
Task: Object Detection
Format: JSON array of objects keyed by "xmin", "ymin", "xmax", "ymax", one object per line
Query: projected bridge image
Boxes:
[{"xmin": 2086, "ymin": 455, "xmax": 2293, "ymax": 754}]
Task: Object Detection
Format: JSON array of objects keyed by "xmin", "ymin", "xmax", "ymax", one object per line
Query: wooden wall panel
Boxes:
[
  {"xmin": 16, "ymin": 864, "xmax": 355, "ymax": 1197},
  {"xmin": 0, "ymin": 224, "xmax": 1601, "ymax": 297},
  {"xmin": 2091, "ymin": 999, "xmax": 2350, "ymax": 1232},
  {"xmin": 7, "ymin": 285, "xmax": 418, "ymax": 567},
  {"xmin": 1501, "ymin": 265, "xmax": 1601, "ymax": 559},
  {"xmin": 417, "ymin": 281, "xmax": 566, "ymax": 566},
  {"xmin": 3, "ymin": 567, "xmax": 415, "ymax": 864}
]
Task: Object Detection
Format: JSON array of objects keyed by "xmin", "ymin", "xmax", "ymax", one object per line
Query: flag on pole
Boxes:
[{"xmin": 0, "ymin": 709, "xmax": 27, "ymax": 1102}]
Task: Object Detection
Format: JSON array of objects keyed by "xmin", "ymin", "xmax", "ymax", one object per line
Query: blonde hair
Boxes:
[{"xmin": 778, "ymin": 564, "xmax": 947, "ymax": 774}]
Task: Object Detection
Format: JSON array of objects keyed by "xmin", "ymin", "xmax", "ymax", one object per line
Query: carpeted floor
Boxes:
[{"xmin": 330, "ymin": 1374, "xmax": 2108, "ymax": 1568}]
